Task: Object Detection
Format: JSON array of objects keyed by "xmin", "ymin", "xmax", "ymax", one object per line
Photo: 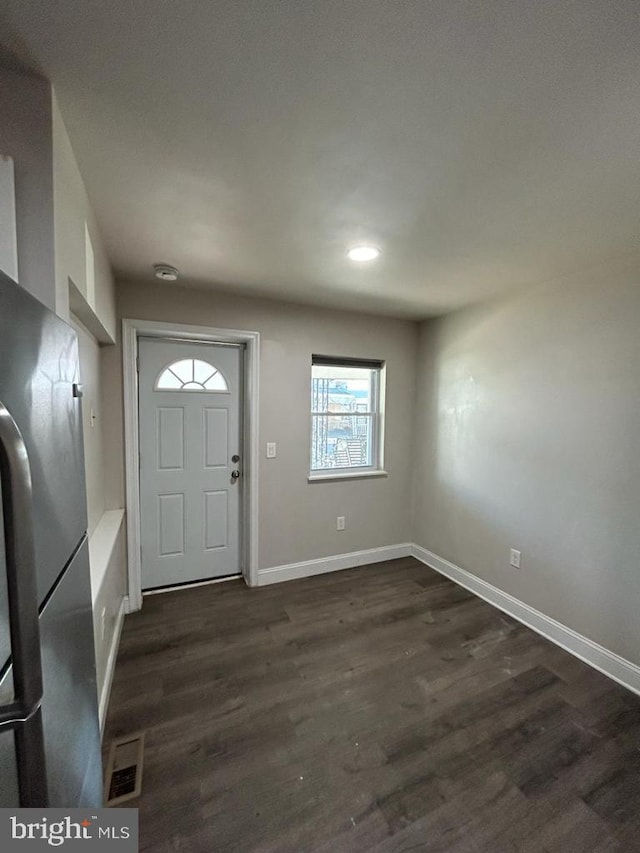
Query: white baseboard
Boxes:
[
  {"xmin": 411, "ymin": 544, "xmax": 640, "ymax": 697},
  {"xmin": 257, "ymin": 543, "xmax": 413, "ymax": 586},
  {"xmin": 99, "ymin": 596, "xmax": 127, "ymax": 736}
]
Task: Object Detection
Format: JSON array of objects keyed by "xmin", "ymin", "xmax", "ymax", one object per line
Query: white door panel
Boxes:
[
  {"xmin": 139, "ymin": 338, "xmax": 242, "ymax": 589},
  {"xmin": 158, "ymin": 493, "xmax": 185, "ymax": 556},
  {"xmin": 204, "ymin": 408, "xmax": 228, "ymax": 468},
  {"xmin": 157, "ymin": 407, "xmax": 185, "ymax": 469},
  {"xmin": 204, "ymin": 490, "xmax": 227, "ymax": 549}
]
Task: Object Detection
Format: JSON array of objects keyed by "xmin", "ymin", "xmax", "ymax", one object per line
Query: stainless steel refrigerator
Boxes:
[{"xmin": 0, "ymin": 269, "xmax": 103, "ymax": 807}]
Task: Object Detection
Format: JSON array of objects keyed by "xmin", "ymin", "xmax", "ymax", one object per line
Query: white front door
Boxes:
[{"xmin": 138, "ymin": 338, "xmax": 243, "ymax": 590}]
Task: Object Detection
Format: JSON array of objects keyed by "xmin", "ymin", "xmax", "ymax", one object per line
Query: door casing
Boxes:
[{"xmin": 122, "ymin": 319, "xmax": 260, "ymax": 611}]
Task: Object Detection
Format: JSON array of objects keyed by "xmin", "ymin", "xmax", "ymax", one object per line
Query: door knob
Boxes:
[
  {"xmin": 231, "ymin": 470, "xmax": 240, "ymax": 480},
  {"xmin": 232, "ymin": 454, "xmax": 240, "ymax": 463}
]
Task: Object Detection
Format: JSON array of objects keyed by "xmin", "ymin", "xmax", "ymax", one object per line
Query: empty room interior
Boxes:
[{"xmin": 1, "ymin": 1, "xmax": 639, "ymax": 850}]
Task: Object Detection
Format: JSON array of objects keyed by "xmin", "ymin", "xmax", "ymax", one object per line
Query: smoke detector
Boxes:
[{"xmin": 153, "ymin": 263, "xmax": 179, "ymax": 281}]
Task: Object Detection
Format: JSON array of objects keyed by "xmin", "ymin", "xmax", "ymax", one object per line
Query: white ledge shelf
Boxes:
[
  {"xmin": 89, "ymin": 509, "xmax": 125, "ymax": 603},
  {"xmin": 68, "ymin": 277, "xmax": 115, "ymax": 344},
  {"xmin": 308, "ymin": 470, "xmax": 388, "ymax": 483}
]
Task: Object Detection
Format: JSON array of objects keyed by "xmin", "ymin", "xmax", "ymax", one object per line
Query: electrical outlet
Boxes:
[
  {"xmin": 336, "ymin": 516, "xmax": 345, "ymax": 531},
  {"xmin": 509, "ymin": 549, "xmax": 522, "ymax": 569},
  {"xmin": 266, "ymin": 442, "xmax": 277, "ymax": 458}
]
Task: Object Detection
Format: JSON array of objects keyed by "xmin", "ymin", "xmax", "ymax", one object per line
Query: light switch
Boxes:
[{"xmin": 266, "ymin": 442, "xmax": 277, "ymax": 458}]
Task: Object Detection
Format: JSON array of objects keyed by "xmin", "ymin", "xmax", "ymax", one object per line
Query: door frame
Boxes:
[{"xmin": 122, "ymin": 318, "xmax": 260, "ymax": 611}]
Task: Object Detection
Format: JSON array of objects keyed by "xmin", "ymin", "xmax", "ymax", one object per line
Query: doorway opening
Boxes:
[{"xmin": 122, "ymin": 320, "xmax": 260, "ymax": 611}]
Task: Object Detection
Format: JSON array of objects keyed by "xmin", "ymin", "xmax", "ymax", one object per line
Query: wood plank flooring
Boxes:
[{"xmin": 103, "ymin": 558, "xmax": 640, "ymax": 852}]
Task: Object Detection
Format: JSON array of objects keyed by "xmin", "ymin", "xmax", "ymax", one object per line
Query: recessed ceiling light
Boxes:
[
  {"xmin": 153, "ymin": 263, "xmax": 179, "ymax": 281},
  {"xmin": 347, "ymin": 245, "xmax": 380, "ymax": 262}
]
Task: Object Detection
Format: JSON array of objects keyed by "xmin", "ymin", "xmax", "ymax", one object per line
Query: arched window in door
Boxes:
[{"xmin": 155, "ymin": 358, "xmax": 229, "ymax": 391}]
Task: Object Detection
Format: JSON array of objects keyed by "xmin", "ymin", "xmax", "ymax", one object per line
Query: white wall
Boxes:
[
  {"xmin": 52, "ymin": 92, "xmax": 116, "ymax": 336},
  {"xmin": 69, "ymin": 317, "xmax": 104, "ymax": 536},
  {"xmin": 52, "ymin": 95, "xmax": 118, "ymax": 528},
  {"xmin": 105, "ymin": 281, "xmax": 419, "ymax": 570},
  {"xmin": 51, "ymin": 95, "xmax": 125, "ymax": 724},
  {"xmin": 412, "ymin": 254, "xmax": 640, "ymax": 666},
  {"xmin": 0, "ymin": 54, "xmax": 55, "ymax": 309}
]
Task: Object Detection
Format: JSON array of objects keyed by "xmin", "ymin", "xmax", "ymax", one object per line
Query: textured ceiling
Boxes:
[{"xmin": 2, "ymin": 0, "xmax": 639, "ymax": 317}]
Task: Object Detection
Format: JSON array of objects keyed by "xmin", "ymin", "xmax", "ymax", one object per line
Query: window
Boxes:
[
  {"xmin": 310, "ymin": 356, "xmax": 385, "ymax": 477},
  {"xmin": 155, "ymin": 358, "xmax": 228, "ymax": 392}
]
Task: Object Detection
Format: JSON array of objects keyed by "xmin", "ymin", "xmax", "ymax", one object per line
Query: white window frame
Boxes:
[{"xmin": 308, "ymin": 356, "xmax": 387, "ymax": 482}]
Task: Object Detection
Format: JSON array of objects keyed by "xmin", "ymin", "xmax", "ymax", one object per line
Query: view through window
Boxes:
[
  {"xmin": 311, "ymin": 358, "xmax": 383, "ymax": 473},
  {"xmin": 155, "ymin": 358, "xmax": 228, "ymax": 392}
]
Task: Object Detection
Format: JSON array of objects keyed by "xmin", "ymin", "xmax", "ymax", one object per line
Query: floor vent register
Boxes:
[{"xmin": 105, "ymin": 731, "xmax": 146, "ymax": 806}]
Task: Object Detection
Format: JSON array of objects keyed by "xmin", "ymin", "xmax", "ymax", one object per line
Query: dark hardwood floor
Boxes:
[{"xmin": 104, "ymin": 558, "xmax": 640, "ymax": 852}]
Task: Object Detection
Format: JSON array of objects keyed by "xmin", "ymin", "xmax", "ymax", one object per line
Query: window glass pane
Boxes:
[
  {"xmin": 156, "ymin": 358, "xmax": 229, "ymax": 392},
  {"xmin": 169, "ymin": 359, "xmax": 194, "ymax": 384},
  {"xmin": 203, "ymin": 373, "xmax": 228, "ymax": 391},
  {"xmin": 193, "ymin": 360, "xmax": 216, "ymax": 384},
  {"xmin": 156, "ymin": 370, "xmax": 182, "ymax": 389},
  {"xmin": 311, "ymin": 414, "xmax": 373, "ymax": 470},
  {"xmin": 312, "ymin": 365, "xmax": 373, "ymax": 412}
]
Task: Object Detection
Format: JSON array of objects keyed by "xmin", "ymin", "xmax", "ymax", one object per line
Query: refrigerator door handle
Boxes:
[
  {"xmin": 0, "ymin": 400, "xmax": 48, "ymax": 805},
  {"xmin": 0, "ymin": 400, "xmax": 44, "ymax": 714}
]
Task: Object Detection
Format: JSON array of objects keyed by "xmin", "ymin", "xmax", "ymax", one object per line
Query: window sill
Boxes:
[{"xmin": 307, "ymin": 470, "xmax": 388, "ymax": 483}]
